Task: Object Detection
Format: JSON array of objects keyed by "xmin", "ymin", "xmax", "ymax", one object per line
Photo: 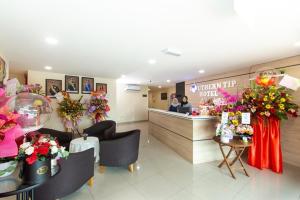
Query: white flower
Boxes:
[
  {"xmin": 39, "ymin": 137, "xmax": 48, "ymax": 143},
  {"xmin": 49, "ymin": 140, "xmax": 57, "ymax": 146},
  {"xmin": 25, "ymin": 146, "xmax": 34, "ymax": 155},
  {"xmin": 20, "ymin": 142, "xmax": 31, "ymax": 150},
  {"xmin": 51, "ymin": 146, "xmax": 58, "ymax": 154}
]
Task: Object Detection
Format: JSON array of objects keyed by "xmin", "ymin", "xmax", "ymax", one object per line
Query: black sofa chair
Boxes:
[
  {"xmin": 99, "ymin": 129, "xmax": 140, "ymax": 173},
  {"xmin": 83, "ymin": 120, "xmax": 116, "ymax": 141},
  {"xmin": 35, "ymin": 148, "xmax": 95, "ymax": 200},
  {"xmin": 37, "ymin": 128, "xmax": 73, "ymax": 150}
]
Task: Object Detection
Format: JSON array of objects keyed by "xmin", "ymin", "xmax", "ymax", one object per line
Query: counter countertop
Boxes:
[{"xmin": 148, "ymin": 108, "xmax": 216, "ymax": 120}]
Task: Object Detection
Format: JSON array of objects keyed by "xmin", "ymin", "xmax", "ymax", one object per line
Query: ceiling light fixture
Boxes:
[
  {"xmin": 166, "ymin": 80, "xmax": 171, "ymax": 83},
  {"xmin": 198, "ymin": 69, "xmax": 205, "ymax": 74},
  {"xmin": 44, "ymin": 66, "xmax": 53, "ymax": 70},
  {"xmin": 45, "ymin": 37, "xmax": 58, "ymax": 45},
  {"xmin": 121, "ymin": 75, "xmax": 126, "ymax": 78},
  {"xmin": 158, "ymin": 85, "xmax": 162, "ymax": 88},
  {"xmin": 148, "ymin": 59, "xmax": 156, "ymax": 65},
  {"xmin": 161, "ymin": 48, "xmax": 182, "ymax": 57}
]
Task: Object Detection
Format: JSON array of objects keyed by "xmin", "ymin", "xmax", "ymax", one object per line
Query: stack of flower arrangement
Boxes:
[
  {"xmin": 86, "ymin": 92, "xmax": 110, "ymax": 124},
  {"xmin": 57, "ymin": 92, "xmax": 84, "ymax": 131}
]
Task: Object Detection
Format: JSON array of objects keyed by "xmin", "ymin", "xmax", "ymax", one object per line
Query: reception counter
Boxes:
[{"xmin": 149, "ymin": 108, "xmax": 223, "ymax": 164}]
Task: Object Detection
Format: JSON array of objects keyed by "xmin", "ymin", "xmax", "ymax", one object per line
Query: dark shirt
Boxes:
[{"xmin": 169, "ymin": 105, "xmax": 178, "ymax": 112}]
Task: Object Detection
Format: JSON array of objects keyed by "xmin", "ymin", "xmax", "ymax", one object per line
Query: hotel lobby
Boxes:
[{"xmin": 0, "ymin": 1, "xmax": 300, "ymax": 200}]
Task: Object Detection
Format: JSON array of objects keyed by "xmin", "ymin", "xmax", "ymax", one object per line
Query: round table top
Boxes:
[
  {"xmin": 0, "ymin": 164, "xmax": 59, "ymax": 197},
  {"xmin": 70, "ymin": 136, "xmax": 99, "ymax": 144},
  {"xmin": 213, "ymin": 136, "xmax": 253, "ymax": 147},
  {"xmin": 0, "ymin": 167, "xmax": 39, "ymax": 197}
]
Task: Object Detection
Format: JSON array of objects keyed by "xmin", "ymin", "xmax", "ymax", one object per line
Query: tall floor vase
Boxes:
[{"xmin": 248, "ymin": 116, "xmax": 283, "ymax": 173}]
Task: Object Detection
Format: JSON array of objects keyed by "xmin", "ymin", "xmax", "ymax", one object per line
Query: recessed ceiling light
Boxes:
[
  {"xmin": 148, "ymin": 59, "xmax": 156, "ymax": 65},
  {"xmin": 294, "ymin": 41, "xmax": 300, "ymax": 47},
  {"xmin": 158, "ymin": 85, "xmax": 162, "ymax": 88},
  {"xmin": 166, "ymin": 80, "xmax": 171, "ymax": 83},
  {"xmin": 44, "ymin": 66, "xmax": 53, "ymax": 70},
  {"xmin": 198, "ymin": 69, "xmax": 205, "ymax": 74},
  {"xmin": 121, "ymin": 75, "xmax": 126, "ymax": 78},
  {"xmin": 45, "ymin": 37, "xmax": 58, "ymax": 45}
]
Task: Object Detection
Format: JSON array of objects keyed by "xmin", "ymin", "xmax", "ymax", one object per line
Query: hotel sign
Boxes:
[{"xmin": 190, "ymin": 80, "xmax": 237, "ymax": 97}]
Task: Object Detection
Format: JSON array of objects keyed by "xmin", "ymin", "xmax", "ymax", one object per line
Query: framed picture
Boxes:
[
  {"xmin": 65, "ymin": 75, "xmax": 79, "ymax": 94},
  {"xmin": 96, "ymin": 83, "xmax": 107, "ymax": 94},
  {"xmin": 45, "ymin": 79, "xmax": 62, "ymax": 97},
  {"xmin": 81, "ymin": 77, "xmax": 94, "ymax": 94},
  {"xmin": 0, "ymin": 56, "xmax": 7, "ymax": 88},
  {"xmin": 161, "ymin": 92, "xmax": 168, "ymax": 100}
]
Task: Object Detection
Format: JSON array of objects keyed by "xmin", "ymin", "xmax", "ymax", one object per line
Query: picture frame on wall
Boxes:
[
  {"xmin": 96, "ymin": 83, "xmax": 107, "ymax": 94},
  {"xmin": 45, "ymin": 79, "xmax": 62, "ymax": 97},
  {"xmin": 65, "ymin": 75, "xmax": 79, "ymax": 94},
  {"xmin": 81, "ymin": 77, "xmax": 94, "ymax": 94},
  {"xmin": 0, "ymin": 56, "xmax": 7, "ymax": 88}
]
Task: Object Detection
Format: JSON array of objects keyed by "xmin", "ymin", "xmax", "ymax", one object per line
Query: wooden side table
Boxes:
[{"xmin": 213, "ymin": 136, "xmax": 252, "ymax": 179}]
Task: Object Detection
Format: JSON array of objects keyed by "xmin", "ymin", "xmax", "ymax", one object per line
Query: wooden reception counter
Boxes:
[{"xmin": 149, "ymin": 108, "xmax": 222, "ymax": 164}]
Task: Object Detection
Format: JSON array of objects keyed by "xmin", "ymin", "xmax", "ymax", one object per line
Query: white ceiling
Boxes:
[{"xmin": 1, "ymin": 0, "xmax": 300, "ymax": 86}]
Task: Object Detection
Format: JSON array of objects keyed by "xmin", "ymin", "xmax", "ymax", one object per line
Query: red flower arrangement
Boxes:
[{"xmin": 18, "ymin": 134, "xmax": 69, "ymax": 165}]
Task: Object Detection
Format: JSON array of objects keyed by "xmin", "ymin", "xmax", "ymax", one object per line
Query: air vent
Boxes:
[{"xmin": 126, "ymin": 84, "xmax": 141, "ymax": 91}]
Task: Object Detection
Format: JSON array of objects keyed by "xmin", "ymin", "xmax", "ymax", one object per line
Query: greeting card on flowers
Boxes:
[
  {"xmin": 221, "ymin": 112, "xmax": 228, "ymax": 124},
  {"xmin": 279, "ymin": 74, "xmax": 300, "ymax": 91},
  {"xmin": 242, "ymin": 113, "xmax": 251, "ymax": 124}
]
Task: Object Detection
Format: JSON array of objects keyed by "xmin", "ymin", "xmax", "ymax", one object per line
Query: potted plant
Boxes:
[{"xmin": 18, "ymin": 134, "xmax": 69, "ymax": 184}]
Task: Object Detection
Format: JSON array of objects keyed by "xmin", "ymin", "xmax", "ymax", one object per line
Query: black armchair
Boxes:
[
  {"xmin": 37, "ymin": 128, "xmax": 73, "ymax": 150},
  {"xmin": 35, "ymin": 148, "xmax": 95, "ymax": 200},
  {"xmin": 99, "ymin": 129, "xmax": 140, "ymax": 173},
  {"xmin": 83, "ymin": 120, "xmax": 116, "ymax": 141}
]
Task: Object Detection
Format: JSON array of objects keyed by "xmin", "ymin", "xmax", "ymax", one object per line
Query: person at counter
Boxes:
[
  {"xmin": 169, "ymin": 98, "xmax": 180, "ymax": 112},
  {"xmin": 179, "ymin": 96, "xmax": 192, "ymax": 114}
]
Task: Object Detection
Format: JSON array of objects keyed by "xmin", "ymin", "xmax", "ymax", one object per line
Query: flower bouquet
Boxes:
[
  {"xmin": 0, "ymin": 88, "xmax": 24, "ymax": 177},
  {"xmin": 242, "ymin": 75, "xmax": 299, "ymax": 120},
  {"xmin": 86, "ymin": 92, "xmax": 110, "ymax": 123},
  {"xmin": 57, "ymin": 92, "xmax": 84, "ymax": 131},
  {"xmin": 18, "ymin": 134, "xmax": 69, "ymax": 184}
]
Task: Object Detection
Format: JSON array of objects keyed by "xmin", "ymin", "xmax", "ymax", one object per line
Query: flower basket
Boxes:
[
  {"xmin": 21, "ymin": 159, "xmax": 51, "ymax": 184},
  {"xmin": 0, "ymin": 160, "xmax": 17, "ymax": 177}
]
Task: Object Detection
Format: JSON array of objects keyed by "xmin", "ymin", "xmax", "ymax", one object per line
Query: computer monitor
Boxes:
[{"xmin": 178, "ymin": 107, "xmax": 191, "ymax": 114}]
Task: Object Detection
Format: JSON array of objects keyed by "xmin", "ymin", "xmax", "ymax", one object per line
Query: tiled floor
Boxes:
[{"xmin": 3, "ymin": 121, "xmax": 300, "ymax": 200}]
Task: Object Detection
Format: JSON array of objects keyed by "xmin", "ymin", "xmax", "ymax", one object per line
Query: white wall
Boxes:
[
  {"xmin": 116, "ymin": 82, "xmax": 149, "ymax": 123},
  {"xmin": 27, "ymin": 70, "xmax": 148, "ymax": 131}
]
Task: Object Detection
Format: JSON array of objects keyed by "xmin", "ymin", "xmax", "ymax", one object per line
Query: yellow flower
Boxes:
[
  {"xmin": 245, "ymin": 95, "xmax": 249, "ymax": 99},
  {"xmin": 265, "ymin": 104, "xmax": 271, "ymax": 109},
  {"xmin": 232, "ymin": 120, "xmax": 239, "ymax": 126},
  {"xmin": 228, "ymin": 112, "xmax": 235, "ymax": 117},
  {"xmin": 260, "ymin": 112, "xmax": 265, "ymax": 116},
  {"xmin": 280, "ymin": 98, "xmax": 286, "ymax": 103},
  {"xmin": 250, "ymin": 92, "xmax": 255, "ymax": 97},
  {"xmin": 236, "ymin": 111, "xmax": 242, "ymax": 116},
  {"xmin": 279, "ymin": 104, "xmax": 285, "ymax": 110},
  {"xmin": 228, "ymin": 104, "xmax": 233, "ymax": 109},
  {"xmin": 270, "ymin": 96, "xmax": 275, "ymax": 100},
  {"xmin": 263, "ymin": 96, "xmax": 268, "ymax": 101}
]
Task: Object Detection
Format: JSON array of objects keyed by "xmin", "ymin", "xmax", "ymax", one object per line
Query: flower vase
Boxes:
[
  {"xmin": 21, "ymin": 159, "xmax": 51, "ymax": 185},
  {"xmin": 0, "ymin": 161, "xmax": 17, "ymax": 178}
]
